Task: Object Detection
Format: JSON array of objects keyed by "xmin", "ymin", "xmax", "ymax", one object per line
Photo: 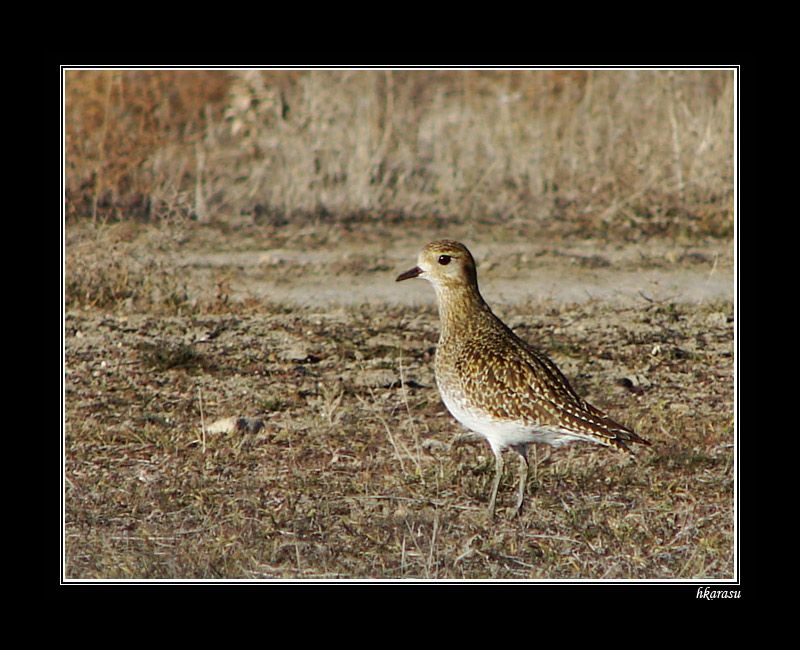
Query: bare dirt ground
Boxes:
[{"xmin": 64, "ymin": 220, "xmax": 735, "ymax": 580}]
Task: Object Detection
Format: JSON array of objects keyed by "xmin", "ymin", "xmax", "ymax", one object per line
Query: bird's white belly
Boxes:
[{"xmin": 439, "ymin": 386, "xmax": 599, "ymax": 453}]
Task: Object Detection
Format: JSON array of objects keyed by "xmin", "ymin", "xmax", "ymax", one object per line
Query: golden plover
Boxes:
[{"xmin": 397, "ymin": 240, "xmax": 649, "ymax": 517}]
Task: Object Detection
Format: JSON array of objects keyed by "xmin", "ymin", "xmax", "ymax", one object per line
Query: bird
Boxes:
[{"xmin": 396, "ymin": 239, "xmax": 650, "ymax": 518}]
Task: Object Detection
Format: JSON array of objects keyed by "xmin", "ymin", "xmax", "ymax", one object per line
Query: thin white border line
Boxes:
[
  {"xmin": 732, "ymin": 65, "xmax": 739, "ymax": 583},
  {"xmin": 61, "ymin": 577, "xmax": 740, "ymax": 584},
  {"xmin": 61, "ymin": 65, "xmax": 739, "ymax": 71},
  {"xmin": 61, "ymin": 67, "xmax": 739, "ymax": 585}
]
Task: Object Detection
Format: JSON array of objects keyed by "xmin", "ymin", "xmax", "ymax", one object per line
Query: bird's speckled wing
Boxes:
[{"xmin": 453, "ymin": 325, "xmax": 648, "ymax": 451}]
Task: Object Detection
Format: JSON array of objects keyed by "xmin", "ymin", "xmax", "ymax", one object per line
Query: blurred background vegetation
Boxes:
[{"xmin": 65, "ymin": 69, "xmax": 734, "ymax": 239}]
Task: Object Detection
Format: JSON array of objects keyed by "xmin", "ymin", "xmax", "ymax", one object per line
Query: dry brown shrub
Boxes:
[
  {"xmin": 65, "ymin": 69, "xmax": 734, "ymax": 238},
  {"xmin": 215, "ymin": 69, "xmax": 734, "ymax": 235},
  {"xmin": 65, "ymin": 70, "xmax": 231, "ymax": 222}
]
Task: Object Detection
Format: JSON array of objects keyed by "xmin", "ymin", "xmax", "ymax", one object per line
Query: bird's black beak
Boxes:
[{"xmin": 396, "ymin": 266, "xmax": 423, "ymax": 282}]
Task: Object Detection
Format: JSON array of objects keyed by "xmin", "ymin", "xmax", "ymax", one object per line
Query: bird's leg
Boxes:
[
  {"xmin": 535, "ymin": 445, "xmax": 552, "ymax": 467},
  {"xmin": 531, "ymin": 445, "xmax": 552, "ymax": 482},
  {"xmin": 487, "ymin": 448, "xmax": 504, "ymax": 519},
  {"xmin": 511, "ymin": 444, "xmax": 529, "ymax": 517}
]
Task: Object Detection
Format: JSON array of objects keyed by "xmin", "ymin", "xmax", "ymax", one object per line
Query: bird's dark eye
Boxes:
[{"xmin": 438, "ymin": 255, "xmax": 451, "ymax": 266}]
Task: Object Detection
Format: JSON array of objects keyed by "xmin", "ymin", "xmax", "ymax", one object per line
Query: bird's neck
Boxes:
[{"xmin": 435, "ymin": 283, "xmax": 497, "ymax": 341}]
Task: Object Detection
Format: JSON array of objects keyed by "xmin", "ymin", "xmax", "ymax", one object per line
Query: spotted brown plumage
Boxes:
[{"xmin": 397, "ymin": 240, "xmax": 649, "ymax": 518}]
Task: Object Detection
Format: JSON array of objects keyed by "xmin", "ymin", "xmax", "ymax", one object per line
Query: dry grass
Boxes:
[
  {"xmin": 64, "ymin": 221, "xmax": 192, "ymax": 312},
  {"xmin": 64, "ymin": 291, "xmax": 734, "ymax": 580},
  {"xmin": 65, "ymin": 69, "xmax": 733, "ymax": 238},
  {"xmin": 65, "ymin": 70, "xmax": 230, "ymax": 222}
]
